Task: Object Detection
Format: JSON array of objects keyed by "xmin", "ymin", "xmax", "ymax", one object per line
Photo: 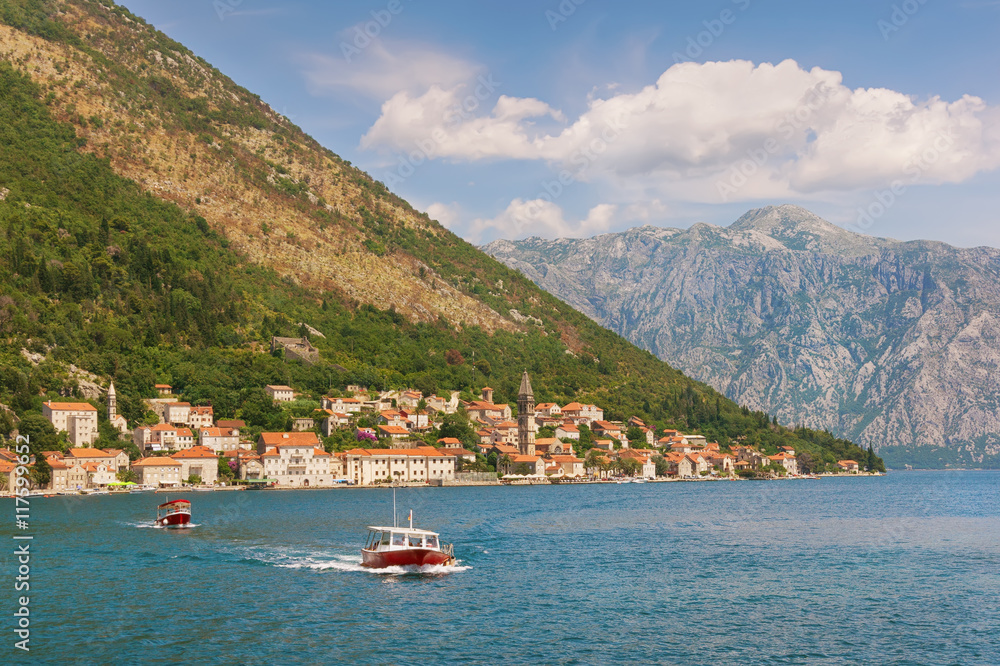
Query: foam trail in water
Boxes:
[
  {"xmin": 124, "ymin": 521, "xmax": 199, "ymax": 529},
  {"xmin": 238, "ymin": 546, "xmax": 470, "ymax": 575}
]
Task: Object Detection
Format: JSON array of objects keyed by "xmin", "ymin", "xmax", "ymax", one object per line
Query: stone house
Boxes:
[
  {"xmin": 342, "ymin": 447, "xmax": 456, "ymax": 485},
  {"xmin": 164, "ymin": 402, "xmax": 191, "ymax": 426},
  {"xmin": 132, "ymin": 457, "xmax": 182, "ymax": 487},
  {"xmin": 260, "ymin": 445, "xmax": 332, "ymax": 488},
  {"xmin": 171, "ymin": 446, "xmax": 219, "ymax": 485},
  {"xmin": 837, "ymin": 460, "xmax": 860, "ymax": 473},
  {"xmin": 555, "ymin": 424, "xmax": 580, "ymax": 441},
  {"xmin": 65, "ymin": 447, "xmax": 117, "ymax": 472},
  {"xmin": 200, "ymin": 427, "xmax": 240, "ymax": 451},
  {"xmin": 42, "ymin": 401, "xmax": 99, "ymax": 446},
  {"xmin": 265, "ymin": 385, "xmax": 295, "ymax": 402}
]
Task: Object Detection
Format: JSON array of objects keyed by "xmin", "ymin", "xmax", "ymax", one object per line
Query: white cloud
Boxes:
[
  {"xmin": 360, "ymin": 59, "xmax": 1000, "ymax": 201},
  {"xmin": 298, "ymin": 40, "xmax": 479, "ymax": 101},
  {"xmin": 468, "ymin": 200, "xmax": 619, "ymax": 242},
  {"xmin": 424, "ymin": 201, "xmax": 462, "ymax": 230},
  {"xmin": 360, "ymin": 89, "xmax": 563, "ymax": 161}
]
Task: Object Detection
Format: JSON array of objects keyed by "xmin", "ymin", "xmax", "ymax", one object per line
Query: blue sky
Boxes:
[{"xmin": 118, "ymin": 0, "xmax": 1000, "ymax": 247}]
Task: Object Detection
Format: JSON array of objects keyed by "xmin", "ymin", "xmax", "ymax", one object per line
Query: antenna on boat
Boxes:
[{"xmin": 392, "ymin": 484, "xmax": 397, "ymax": 528}]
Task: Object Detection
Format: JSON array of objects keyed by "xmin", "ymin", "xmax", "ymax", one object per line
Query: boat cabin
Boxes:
[
  {"xmin": 157, "ymin": 499, "xmax": 191, "ymax": 518},
  {"xmin": 364, "ymin": 527, "xmax": 441, "ymax": 552}
]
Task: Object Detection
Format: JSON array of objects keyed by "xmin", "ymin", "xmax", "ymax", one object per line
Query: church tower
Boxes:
[
  {"xmin": 108, "ymin": 381, "xmax": 117, "ymax": 422},
  {"xmin": 517, "ymin": 371, "xmax": 536, "ymax": 456}
]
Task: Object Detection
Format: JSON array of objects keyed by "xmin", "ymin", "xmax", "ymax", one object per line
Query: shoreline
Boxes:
[{"xmin": 2, "ymin": 472, "xmax": 889, "ymax": 498}]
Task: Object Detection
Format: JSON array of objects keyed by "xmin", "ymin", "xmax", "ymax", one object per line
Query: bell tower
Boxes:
[
  {"xmin": 108, "ymin": 381, "xmax": 117, "ymax": 422},
  {"xmin": 517, "ymin": 371, "xmax": 536, "ymax": 456}
]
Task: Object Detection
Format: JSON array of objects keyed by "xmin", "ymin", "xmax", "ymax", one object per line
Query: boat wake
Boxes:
[
  {"xmin": 124, "ymin": 521, "xmax": 200, "ymax": 529},
  {"xmin": 237, "ymin": 547, "xmax": 470, "ymax": 575}
]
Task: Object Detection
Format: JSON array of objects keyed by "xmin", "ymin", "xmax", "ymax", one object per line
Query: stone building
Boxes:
[
  {"xmin": 271, "ymin": 336, "xmax": 320, "ymax": 364},
  {"xmin": 517, "ymin": 371, "xmax": 536, "ymax": 456},
  {"xmin": 42, "ymin": 401, "xmax": 98, "ymax": 447}
]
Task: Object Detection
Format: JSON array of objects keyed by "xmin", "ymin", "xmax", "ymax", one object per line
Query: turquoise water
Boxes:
[{"xmin": 2, "ymin": 471, "xmax": 999, "ymax": 664}]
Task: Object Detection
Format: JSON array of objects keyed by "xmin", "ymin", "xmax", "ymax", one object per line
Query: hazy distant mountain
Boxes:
[{"xmin": 484, "ymin": 205, "xmax": 1000, "ymax": 467}]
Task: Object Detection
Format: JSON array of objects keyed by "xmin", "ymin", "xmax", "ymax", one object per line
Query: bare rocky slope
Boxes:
[{"xmin": 484, "ymin": 205, "xmax": 1000, "ymax": 467}]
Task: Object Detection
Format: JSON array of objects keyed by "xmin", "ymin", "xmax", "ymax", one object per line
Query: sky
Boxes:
[{"xmin": 116, "ymin": 0, "xmax": 1000, "ymax": 247}]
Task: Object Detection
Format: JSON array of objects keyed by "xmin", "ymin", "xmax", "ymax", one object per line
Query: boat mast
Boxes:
[{"xmin": 392, "ymin": 484, "xmax": 397, "ymax": 528}]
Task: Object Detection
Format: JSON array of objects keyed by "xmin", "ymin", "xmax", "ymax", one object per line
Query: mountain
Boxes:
[
  {"xmin": 0, "ymin": 1, "xmax": 877, "ymax": 469},
  {"xmin": 484, "ymin": 205, "xmax": 1000, "ymax": 469}
]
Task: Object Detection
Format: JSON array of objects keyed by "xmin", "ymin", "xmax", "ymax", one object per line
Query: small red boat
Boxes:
[
  {"xmin": 361, "ymin": 492, "xmax": 455, "ymax": 568},
  {"xmin": 155, "ymin": 499, "xmax": 192, "ymax": 528},
  {"xmin": 361, "ymin": 525, "xmax": 455, "ymax": 568}
]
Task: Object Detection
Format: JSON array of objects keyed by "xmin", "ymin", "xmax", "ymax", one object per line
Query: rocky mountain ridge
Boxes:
[{"xmin": 484, "ymin": 205, "xmax": 1000, "ymax": 467}]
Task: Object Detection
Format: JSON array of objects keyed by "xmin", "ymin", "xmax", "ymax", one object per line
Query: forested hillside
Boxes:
[{"xmin": 0, "ymin": 0, "xmax": 879, "ymax": 471}]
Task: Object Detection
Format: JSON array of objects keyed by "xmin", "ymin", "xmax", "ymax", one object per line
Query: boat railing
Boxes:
[{"xmin": 441, "ymin": 543, "xmax": 454, "ymax": 558}]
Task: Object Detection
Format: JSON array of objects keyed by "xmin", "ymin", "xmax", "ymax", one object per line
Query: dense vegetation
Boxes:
[{"xmin": 0, "ymin": 2, "xmax": 882, "ymax": 473}]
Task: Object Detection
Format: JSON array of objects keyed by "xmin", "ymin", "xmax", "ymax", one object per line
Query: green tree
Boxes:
[
  {"xmin": 239, "ymin": 389, "xmax": 285, "ymax": 430},
  {"xmin": 437, "ymin": 412, "xmax": 477, "ymax": 447},
  {"xmin": 30, "ymin": 455, "xmax": 52, "ymax": 488},
  {"xmin": 584, "ymin": 449, "xmax": 605, "ymax": 477},
  {"xmin": 17, "ymin": 414, "xmax": 62, "ymax": 453},
  {"xmin": 619, "ymin": 458, "xmax": 641, "ymax": 477},
  {"xmin": 116, "ymin": 468, "xmax": 137, "ymax": 483},
  {"xmin": 218, "ymin": 457, "xmax": 235, "ymax": 480}
]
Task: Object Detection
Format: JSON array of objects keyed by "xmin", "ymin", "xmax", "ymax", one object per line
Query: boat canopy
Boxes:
[{"xmin": 366, "ymin": 526, "xmax": 439, "ymax": 536}]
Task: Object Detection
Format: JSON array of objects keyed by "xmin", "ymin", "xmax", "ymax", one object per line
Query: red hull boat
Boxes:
[
  {"xmin": 361, "ymin": 491, "xmax": 456, "ymax": 569},
  {"xmin": 155, "ymin": 499, "xmax": 192, "ymax": 528},
  {"xmin": 361, "ymin": 526, "xmax": 455, "ymax": 568}
]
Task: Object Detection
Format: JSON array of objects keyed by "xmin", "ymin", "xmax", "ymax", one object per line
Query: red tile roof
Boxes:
[
  {"xmin": 46, "ymin": 457, "xmax": 68, "ymax": 470},
  {"xmin": 171, "ymin": 446, "xmax": 218, "ymax": 459},
  {"xmin": 438, "ymin": 447, "xmax": 476, "ymax": 457},
  {"xmin": 44, "ymin": 401, "xmax": 97, "ymax": 412},
  {"xmin": 133, "ymin": 457, "xmax": 181, "ymax": 467},
  {"xmin": 66, "ymin": 448, "xmax": 112, "ymax": 459},
  {"xmin": 259, "ymin": 432, "xmax": 320, "ymax": 447}
]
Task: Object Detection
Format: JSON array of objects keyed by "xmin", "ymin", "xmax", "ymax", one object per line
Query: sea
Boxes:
[{"xmin": 2, "ymin": 471, "xmax": 999, "ymax": 665}]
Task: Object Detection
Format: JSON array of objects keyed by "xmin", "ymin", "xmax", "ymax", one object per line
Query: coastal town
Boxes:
[{"xmin": 0, "ymin": 369, "xmax": 871, "ymax": 495}]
